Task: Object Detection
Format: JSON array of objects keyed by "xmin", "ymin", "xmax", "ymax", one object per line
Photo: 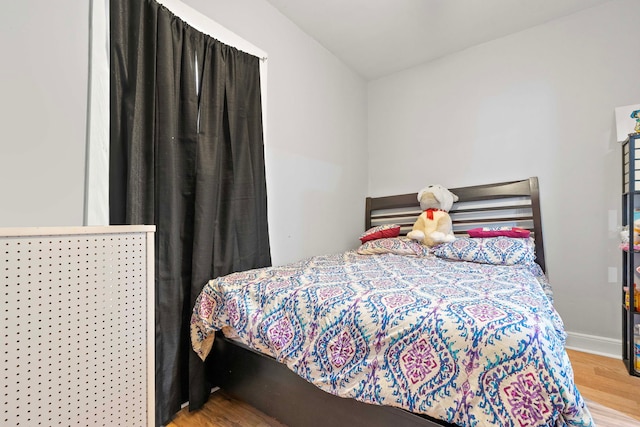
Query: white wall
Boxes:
[
  {"xmin": 184, "ymin": 0, "xmax": 369, "ymax": 266},
  {"xmin": 5, "ymin": 0, "xmax": 628, "ymax": 354},
  {"xmin": 368, "ymin": 0, "xmax": 640, "ymax": 353},
  {"xmin": 0, "ymin": 2, "xmax": 88, "ymax": 227}
]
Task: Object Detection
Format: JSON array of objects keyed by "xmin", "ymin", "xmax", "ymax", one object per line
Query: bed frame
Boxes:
[{"xmin": 204, "ymin": 177, "xmax": 546, "ymax": 427}]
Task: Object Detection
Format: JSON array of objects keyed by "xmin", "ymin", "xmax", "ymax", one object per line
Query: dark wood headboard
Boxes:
[{"xmin": 365, "ymin": 177, "xmax": 546, "ymax": 272}]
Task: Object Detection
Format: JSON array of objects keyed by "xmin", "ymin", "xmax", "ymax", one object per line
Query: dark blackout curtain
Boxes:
[{"xmin": 109, "ymin": 1, "xmax": 271, "ymax": 425}]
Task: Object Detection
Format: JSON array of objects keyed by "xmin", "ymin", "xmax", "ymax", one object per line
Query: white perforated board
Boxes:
[{"xmin": 1, "ymin": 226, "xmax": 155, "ymax": 426}]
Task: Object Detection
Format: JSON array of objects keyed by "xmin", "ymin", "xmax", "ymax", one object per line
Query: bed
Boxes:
[{"xmin": 190, "ymin": 177, "xmax": 593, "ymax": 427}]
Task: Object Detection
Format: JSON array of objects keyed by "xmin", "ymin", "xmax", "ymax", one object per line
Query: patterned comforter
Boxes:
[{"xmin": 190, "ymin": 251, "xmax": 593, "ymax": 427}]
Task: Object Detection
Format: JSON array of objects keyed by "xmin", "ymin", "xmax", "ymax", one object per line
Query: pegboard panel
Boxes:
[{"xmin": 1, "ymin": 226, "xmax": 155, "ymax": 427}]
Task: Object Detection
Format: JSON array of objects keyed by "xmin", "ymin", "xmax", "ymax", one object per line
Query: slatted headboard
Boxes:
[{"xmin": 365, "ymin": 177, "xmax": 546, "ymax": 272}]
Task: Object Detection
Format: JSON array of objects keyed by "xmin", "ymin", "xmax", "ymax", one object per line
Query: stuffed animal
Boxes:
[
  {"xmin": 407, "ymin": 184, "xmax": 459, "ymax": 246},
  {"xmin": 631, "ymin": 109, "xmax": 640, "ymax": 133}
]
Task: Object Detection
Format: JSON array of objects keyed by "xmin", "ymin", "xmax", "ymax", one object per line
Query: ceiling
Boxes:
[{"xmin": 264, "ymin": 0, "xmax": 612, "ymax": 80}]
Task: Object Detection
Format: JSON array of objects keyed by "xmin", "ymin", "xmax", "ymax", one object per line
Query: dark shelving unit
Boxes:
[{"xmin": 621, "ymin": 133, "xmax": 640, "ymax": 376}]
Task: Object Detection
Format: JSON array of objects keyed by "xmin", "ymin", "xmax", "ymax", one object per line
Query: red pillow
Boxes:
[
  {"xmin": 467, "ymin": 227, "xmax": 531, "ymax": 238},
  {"xmin": 359, "ymin": 224, "xmax": 401, "ymax": 243}
]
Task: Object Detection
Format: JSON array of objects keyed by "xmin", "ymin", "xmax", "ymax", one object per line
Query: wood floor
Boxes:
[
  {"xmin": 167, "ymin": 349, "xmax": 640, "ymax": 427},
  {"xmin": 566, "ymin": 349, "xmax": 640, "ymax": 421},
  {"xmin": 167, "ymin": 389, "xmax": 285, "ymax": 427}
]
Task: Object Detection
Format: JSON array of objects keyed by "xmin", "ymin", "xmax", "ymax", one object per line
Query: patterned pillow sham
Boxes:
[
  {"xmin": 357, "ymin": 237, "xmax": 430, "ymax": 257},
  {"xmin": 359, "ymin": 224, "xmax": 401, "ymax": 243},
  {"xmin": 433, "ymin": 236, "xmax": 535, "ymax": 266}
]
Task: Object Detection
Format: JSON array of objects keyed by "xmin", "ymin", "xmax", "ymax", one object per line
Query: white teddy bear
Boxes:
[{"xmin": 407, "ymin": 184, "xmax": 458, "ymax": 247}]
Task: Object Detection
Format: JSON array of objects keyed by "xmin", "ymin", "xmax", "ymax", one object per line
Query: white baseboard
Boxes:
[{"xmin": 565, "ymin": 331, "xmax": 621, "ymax": 359}]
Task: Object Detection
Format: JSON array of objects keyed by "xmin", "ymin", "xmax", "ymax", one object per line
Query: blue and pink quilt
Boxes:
[{"xmin": 191, "ymin": 251, "xmax": 593, "ymax": 427}]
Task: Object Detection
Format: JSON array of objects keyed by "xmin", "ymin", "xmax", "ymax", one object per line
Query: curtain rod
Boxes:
[{"xmin": 156, "ymin": 0, "xmax": 268, "ymax": 61}]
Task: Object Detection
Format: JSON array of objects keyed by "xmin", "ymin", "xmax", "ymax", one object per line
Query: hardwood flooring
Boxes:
[
  {"xmin": 167, "ymin": 389, "xmax": 285, "ymax": 427},
  {"xmin": 167, "ymin": 349, "xmax": 640, "ymax": 427},
  {"xmin": 566, "ymin": 349, "xmax": 640, "ymax": 421}
]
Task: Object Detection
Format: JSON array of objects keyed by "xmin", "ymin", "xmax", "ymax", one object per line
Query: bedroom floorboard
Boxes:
[
  {"xmin": 566, "ymin": 349, "xmax": 640, "ymax": 421},
  {"xmin": 166, "ymin": 349, "xmax": 640, "ymax": 426},
  {"xmin": 167, "ymin": 389, "xmax": 285, "ymax": 427}
]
